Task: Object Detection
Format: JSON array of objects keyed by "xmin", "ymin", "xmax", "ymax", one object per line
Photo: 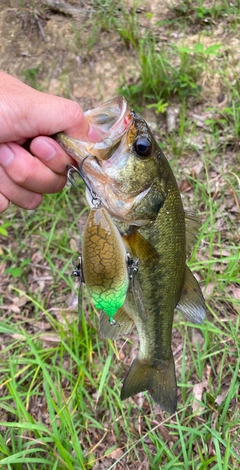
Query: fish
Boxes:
[{"xmin": 54, "ymin": 97, "xmax": 206, "ymax": 413}]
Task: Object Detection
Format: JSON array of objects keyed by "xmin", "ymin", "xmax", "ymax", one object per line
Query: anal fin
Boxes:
[{"xmin": 176, "ymin": 265, "xmax": 206, "ymax": 324}]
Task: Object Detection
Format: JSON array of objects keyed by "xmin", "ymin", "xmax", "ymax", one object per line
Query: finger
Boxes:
[
  {"xmin": 35, "ymin": 95, "xmax": 103, "ymax": 141},
  {"xmin": 0, "ymin": 192, "xmax": 10, "ymax": 214},
  {"xmin": 0, "ymin": 142, "xmax": 67, "ymax": 194},
  {"xmin": 30, "ymin": 136, "xmax": 76, "ymax": 173},
  {"xmin": 0, "ymin": 166, "xmax": 43, "ymax": 210},
  {"xmin": 0, "ymin": 73, "xmax": 103, "ymax": 142}
]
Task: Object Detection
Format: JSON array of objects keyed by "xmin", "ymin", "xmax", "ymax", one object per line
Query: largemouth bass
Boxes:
[{"xmin": 55, "ymin": 97, "xmax": 205, "ymax": 413}]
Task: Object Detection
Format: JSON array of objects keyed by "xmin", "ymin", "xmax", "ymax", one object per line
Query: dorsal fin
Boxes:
[
  {"xmin": 185, "ymin": 211, "xmax": 201, "ymax": 255},
  {"xmin": 176, "ymin": 265, "xmax": 206, "ymax": 324}
]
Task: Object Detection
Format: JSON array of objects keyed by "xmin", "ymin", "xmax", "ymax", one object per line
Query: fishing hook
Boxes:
[
  {"xmin": 66, "ymin": 155, "xmax": 101, "ymax": 208},
  {"xmin": 79, "ymin": 155, "xmax": 102, "ymax": 208},
  {"xmin": 67, "ymin": 164, "xmax": 81, "ymax": 188}
]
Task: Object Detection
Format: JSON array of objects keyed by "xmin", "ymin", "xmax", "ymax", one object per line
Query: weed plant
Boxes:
[{"xmin": 119, "ymin": 39, "xmax": 223, "ymax": 110}]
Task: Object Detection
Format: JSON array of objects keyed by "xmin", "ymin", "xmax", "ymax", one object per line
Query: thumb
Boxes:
[{"xmin": 35, "ymin": 93, "xmax": 103, "ymax": 141}]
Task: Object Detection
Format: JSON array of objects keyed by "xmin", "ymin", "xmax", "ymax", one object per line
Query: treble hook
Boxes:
[
  {"xmin": 67, "ymin": 164, "xmax": 81, "ymax": 188},
  {"xmin": 80, "ymin": 155, "xmax": 102, "ymax": 208},
  {"xmin": 66, "ymin": 155, "xmax": 101, "ymax": 208}
]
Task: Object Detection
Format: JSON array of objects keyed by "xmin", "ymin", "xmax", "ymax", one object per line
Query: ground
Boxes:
[{"xmin": 0, "ymin": 1, "xmax": 239, "ymax": 469}]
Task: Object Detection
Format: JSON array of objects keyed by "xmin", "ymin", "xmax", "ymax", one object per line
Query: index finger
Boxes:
[
  {"xmin": 35, "ymin": 95, "xmax": 103, "ymax": 141},
  {"xmin": 30, "ymin": 136, "xmax": 76, "ymax": 174}
]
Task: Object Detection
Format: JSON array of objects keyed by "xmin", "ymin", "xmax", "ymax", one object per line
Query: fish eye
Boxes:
[{"xmin": 134, "ymin": 137, "xmax": 152, "ymax": 157}]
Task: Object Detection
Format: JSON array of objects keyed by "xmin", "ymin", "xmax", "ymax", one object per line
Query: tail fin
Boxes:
[{"xmin": 120, "ymin": 353, "xmax": 177, "ymax": 413}]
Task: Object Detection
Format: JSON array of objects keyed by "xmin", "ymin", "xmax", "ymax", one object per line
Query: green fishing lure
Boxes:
[{"xmin": 82, "ymin": 207, "xmax": 129, "ymax": 324}]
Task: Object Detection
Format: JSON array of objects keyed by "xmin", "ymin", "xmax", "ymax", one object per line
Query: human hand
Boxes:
[{"xmin": 0, "ymin": 72, "xmax": 103, "ymax": 214}]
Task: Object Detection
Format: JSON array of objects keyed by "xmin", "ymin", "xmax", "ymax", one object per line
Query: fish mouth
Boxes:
[
  {"xmin": 55, "ymin": 97, "xmax": 152, "ymax": 224},
  {"xmin": 85, "ymin": 96, "xmax": 131, "ymax": 141},
  {"xmin": 55, "ymin": 96, "xmax": 132, "ymax": 161}
]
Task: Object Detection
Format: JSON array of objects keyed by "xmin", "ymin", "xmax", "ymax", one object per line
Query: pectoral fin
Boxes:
[
  {"xmin": 99, "ymin": 307, "xmax": 133, "ymax": 340},
  {"xmin": 132, "ymin": 278, "xmax": 147, "ymax": 322},
  {"xmin": 122, "ymin": 229, "xmax": 159, "ymax": 266},
  {"xmin": 176, "ymin": 265, "xmax": 206, "ymax": 324}
]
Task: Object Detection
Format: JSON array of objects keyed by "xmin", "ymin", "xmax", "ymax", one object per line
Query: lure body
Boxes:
[{"xmin": 82, "ymin": 207, "xmax": 129, "ymax": 322}]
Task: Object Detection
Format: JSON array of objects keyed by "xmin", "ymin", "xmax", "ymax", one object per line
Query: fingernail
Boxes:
[
  {"xmin": 87, "ymin": 124, "xmax": 104, "ymax": 143},
  {"xmin": 33, "ymin": 139, "xmax": 56, "ymax": 161},
  {"xmin": 0, "ymin": 143, "xmax": 14, "ymax": 166}
]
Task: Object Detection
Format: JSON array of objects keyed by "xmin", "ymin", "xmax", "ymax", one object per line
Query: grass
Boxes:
[
  {"xmin": 0, "ymin": 0, "xmax": 240, "ymax": 468},
  {"xmin": 169, "ymin": 0, "xmax": 240, "ymax": 25},
  {"xmin": 119, "ymin": 39, "xmax": 224, "ymax": 111},
  {"xmin": 72, "ymin": 0, "xmax": 141, "ymax": 57},
  {"xmin": 0, "ymin": 160, "xmax": 239, "ymax": 468}
]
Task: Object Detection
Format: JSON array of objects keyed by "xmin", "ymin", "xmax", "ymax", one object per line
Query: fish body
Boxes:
[
  {"xmin": 55, "ymin": 97, "xmax": 205, "ymax": 413},
  {"xmin": 118, "ymin": 137, "xmax": 186, "ymax": 413},
  {"xmin": 82, "ymin": 207, "xmax": 129, "ymax": 323}
]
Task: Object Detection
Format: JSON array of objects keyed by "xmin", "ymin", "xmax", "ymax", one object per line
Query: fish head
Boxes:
[{"xmin": 55, "ymin": 97, "xmax": 170, "ymax": 225}]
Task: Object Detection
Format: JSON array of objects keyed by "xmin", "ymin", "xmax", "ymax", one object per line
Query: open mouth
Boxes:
[
  {"xmin": 54, "ymin": 96, "xmax": 132, "ymax": 163},
  {"xmin": 85, "ymin": 96, "xmax": 131, "ymax": 137}
]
